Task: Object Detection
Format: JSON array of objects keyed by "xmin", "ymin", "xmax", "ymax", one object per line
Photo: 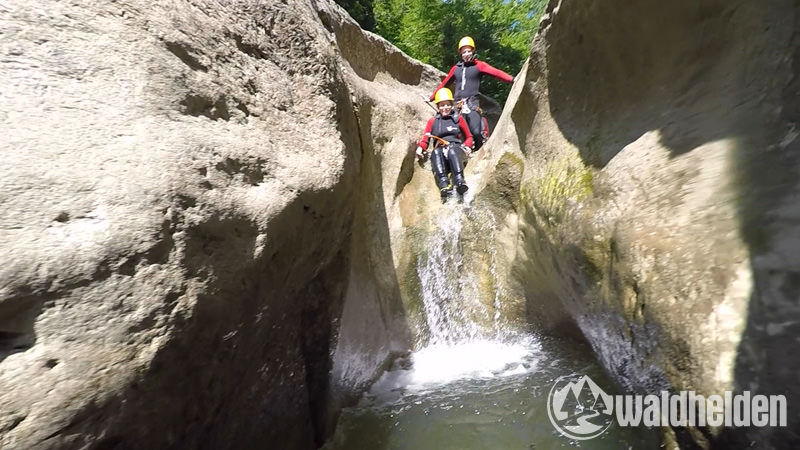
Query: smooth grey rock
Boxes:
[
  {"xmin": 0, "ymin": 0, "xmax": 440, "ymax": 448},
  {"xmin": 476, "ymin": 0, "xmax": 800, "ymax": 447}
]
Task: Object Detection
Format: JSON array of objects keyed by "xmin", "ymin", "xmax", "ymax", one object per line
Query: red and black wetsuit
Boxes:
[
  {"xmin": 430, "ymin": 59, "xmax": 514, "ymax": 102},
  {"xmin": 429, "ymin": 59, "xmax": 514, "ymax": 149},
  {"xmin": 418, "ymin": 113, "xmax": 474, "ymax": 150},
  {"xmin": 418, "ymin": 113, "xmax": 473, "ymax": 198}
]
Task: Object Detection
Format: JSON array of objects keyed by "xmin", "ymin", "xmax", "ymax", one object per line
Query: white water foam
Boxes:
[
  {"xmin": 416, "ymin": 204, "xmax": 505, "ymax": 344},
  {"xmin": 368, "ymin": 206, "xmax": 541, "ymax": 399},
  {"xmin": 407, "ymin": 338, "xmax": 539, "ymax": 385},
  {"xmin": 369, "ymin": 338, "xmax": 541, "ymax": 399}
]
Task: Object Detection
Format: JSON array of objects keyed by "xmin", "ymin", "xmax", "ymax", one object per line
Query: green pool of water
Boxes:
[{"xmin": 325, "ymin": 335, "xmax": 662, "ymax": 449}]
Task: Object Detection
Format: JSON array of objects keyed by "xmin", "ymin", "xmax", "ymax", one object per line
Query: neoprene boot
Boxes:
[
  {"xmin": 437, "ymin": 175, "xmax": 452, "ymax": 199},
  {"xmin": 454, "ymin": 173, "xmax": 468, "ymax": 195},
  {"xmin": 445, "ymin": 144, "xmax": 468, "ymax": 195},
  {"xmin": 440, "ymin": 186, "xmax": 453, "ymax": 201},
  {"xmin": 431, "ymin": 147, "xmax": 453, "ymax": 201}
]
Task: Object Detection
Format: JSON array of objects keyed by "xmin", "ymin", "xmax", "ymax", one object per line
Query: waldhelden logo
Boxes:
[
  {"xmin": 547, "ymin": 374, "xmax": 787, "ymax": 440},
  {"xmin": 547, "ymin": 374, "xmax": 614, "ymax": 440}
]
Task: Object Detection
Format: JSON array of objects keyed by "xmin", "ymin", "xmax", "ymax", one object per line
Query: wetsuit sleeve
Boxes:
[
  {"xmin": 458, "ymin": 115, "xmax": 473, "ymax": 148},
  {"xmin": 475, "ymin": 60, "xmax": 514, "ymax": 83},
  {"xmin": 418, "ymin": 118, "xmax": 435, "ymax": 149},
  {"xmin": 430, "ymin": 66, "xmax": 457, "ymax": 101}
]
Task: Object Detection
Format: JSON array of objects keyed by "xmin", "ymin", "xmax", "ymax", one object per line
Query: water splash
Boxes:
[
  {"xmin": 369, "ymin": 337, "xmax": 540, "ymax": 395},
  {"xmin": 416, "ymin": 203, "xmax": 510, "ymax": 345},
  {"xmin": 328, "ymin": 202, "xmax": 662, "ymax": 448},
  {"xmin": 416, "ymin": 206, "xmax": 478, "ymax": 344},
  {"xmin": 404, "ymin": 203, "xmax": 539, "ymax": 388}
]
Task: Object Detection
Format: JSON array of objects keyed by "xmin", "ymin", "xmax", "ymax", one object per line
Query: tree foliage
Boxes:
[
  {"xmin": 335, "ymin": 0, "xmax": 377, "ymax": 31},
  {"xmin": 372, "ymin": 0, "xmax": 548, "ymax": 102}
]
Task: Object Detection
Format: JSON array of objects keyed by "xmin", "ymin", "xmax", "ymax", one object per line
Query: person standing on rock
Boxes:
[
  {"xmin": 416, "ymin": 87, "xmax": 473, "ymax": 201},
  {"xmin": 429, "ymin": 36, "xmax": 515, "ymax": 150}
]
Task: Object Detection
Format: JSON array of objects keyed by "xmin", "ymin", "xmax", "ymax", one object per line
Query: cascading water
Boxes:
[
  {"xmin": 326, "ymin": 204, "xmax": 660, "ymax": 449},
  {"xmin": 417, "ymin": 205, "xmax": 491, "ymax": 344},
  {"xmin": 409, "ymin": 204, "xmax": 538, "ymax": 384},
  {"xmin": 416, "ymin": 207, "xmax": 470, "ymax": 344}
]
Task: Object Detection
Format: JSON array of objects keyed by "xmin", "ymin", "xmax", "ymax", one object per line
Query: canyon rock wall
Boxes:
[
  {"xmin": 0, "ymin": 0, "xmax": 441, "ymax": 448},
  {"xmin": 478, "ymin": 0, "xmax": 799, "ymax": 446}
]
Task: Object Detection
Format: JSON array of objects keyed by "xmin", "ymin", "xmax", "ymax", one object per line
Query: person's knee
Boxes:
[
  {"xmin": 466, "ymin": 113, "xmax": 481, "ymax": 135},
  {"xmin": 447, "ymin": 147, "xmax": 463, "ymax": 170}
]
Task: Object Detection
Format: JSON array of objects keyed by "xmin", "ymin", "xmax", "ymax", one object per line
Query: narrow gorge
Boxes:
[{"xmin": 1, "ymin": 0, "xmax": 797, "ymax": 449}]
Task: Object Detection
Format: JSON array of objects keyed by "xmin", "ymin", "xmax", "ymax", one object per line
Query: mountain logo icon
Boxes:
[{"xmin": 547, "ymin": 374, "xmax": 614, "ymax": 440}]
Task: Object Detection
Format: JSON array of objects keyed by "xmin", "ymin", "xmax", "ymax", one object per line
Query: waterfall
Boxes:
[
  {"xmin": 326, "ymin": 201, "xmax": 660, "ymax": 450},
  {"xmin": 416, "ymin": 205, "xmax": 501, "ymax": 345},
  {"xmin": 417, "ymin": 206, "xmax": 477, "ymax": 344},
  {"xmin": 388, "ymin": 204, "xmax": 537, "ymax": 387}
]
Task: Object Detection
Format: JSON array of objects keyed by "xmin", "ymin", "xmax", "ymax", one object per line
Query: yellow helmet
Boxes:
[
  {"xmin": 434, "ymin": 88, "xmax": 454, "ymax": 104},
  {"xmin": 458, "ymin": 36, "xmax": 475, "ymax": 52}
]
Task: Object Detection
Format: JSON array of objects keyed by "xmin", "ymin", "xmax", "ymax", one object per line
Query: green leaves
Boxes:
[
  {"xmin": 335, "ymin": 0, "xmax": 377, "ymax": 30},
  {"xmin": 334, "ymin": 0, "xmax": 547, "ymax": 101},
  {"xmin": 372, "ymin": 0, "xmax": 548, "ymax": 102}
]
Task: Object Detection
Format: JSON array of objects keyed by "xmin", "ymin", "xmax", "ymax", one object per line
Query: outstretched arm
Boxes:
[
  {"xmin": 418, "ymin": 118, "xmax": 435, "ymax": 149},
  {"xmin": 458, "ymin": 116, "xmax": 474, "ymax": 148},
  {"xmin": 430, "ymin": 66, "xmax": 457, "ymax": 100},
  {"xmin": 475, "ymin": 60, "xmax": 514, "ymax": 83}
]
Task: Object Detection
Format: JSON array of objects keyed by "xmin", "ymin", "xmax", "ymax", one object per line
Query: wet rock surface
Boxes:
[
  {"xmin": 475, "ymin": 0, "xmax": 799, "ymax": 447},
  {"xmin": 3, "ymin": 0, "xmax": 797, "ymax": 448},
  {"xmin": 0, "ymin": 0, "xmax": 440, "ymax": 448}
]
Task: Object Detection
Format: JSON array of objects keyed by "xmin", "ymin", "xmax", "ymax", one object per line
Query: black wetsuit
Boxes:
[
  {"xmin": 430, "ymin": 59, "xmax": 514, "ymax": 149},
  {"xmin": 418, "ymin": 113, "xmax": 473, "ymax": 197}
]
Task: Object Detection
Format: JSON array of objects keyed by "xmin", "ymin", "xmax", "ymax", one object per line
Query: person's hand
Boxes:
[
  {"xmin": 415, "ymin": 146, "xmax": 425, "ymax": 159},
  {"xmin": 462, "ymin": 144, "xmax": 472, "ymax": 156}
]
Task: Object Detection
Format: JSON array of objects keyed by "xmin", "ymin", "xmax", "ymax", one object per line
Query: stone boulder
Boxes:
[
  {"xmin": 0, "ymin": 0, "xmax": 442, "ymax": 448},
  {"xmin": 475, "ymin": 0, "xmax": 799, "ymax": 447}
]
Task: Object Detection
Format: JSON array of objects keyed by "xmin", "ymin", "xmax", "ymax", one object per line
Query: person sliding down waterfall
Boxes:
[
  {"xmin": 415, "ymin": 88, "xmax": 473, "ymax": 201},
  {"xmin": 429, "ymin": 36, "xmax": 515, "ymax": 150}
]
